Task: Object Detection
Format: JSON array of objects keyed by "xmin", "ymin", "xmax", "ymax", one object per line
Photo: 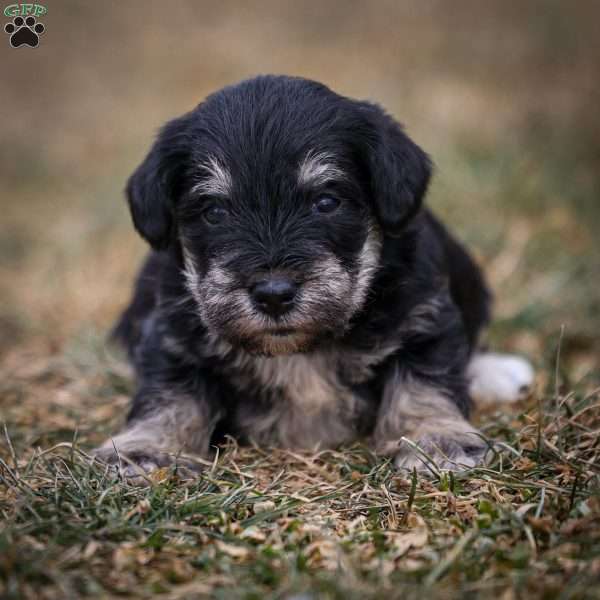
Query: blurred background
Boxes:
[{"xmin": 1, "ymin": 0, "xmax": 599, "ymax": 428}]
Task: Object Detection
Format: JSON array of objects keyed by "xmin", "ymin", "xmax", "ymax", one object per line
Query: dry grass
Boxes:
[{"xmin": 1, "ymin": 1, "xmax": 600, "ymax": 598}]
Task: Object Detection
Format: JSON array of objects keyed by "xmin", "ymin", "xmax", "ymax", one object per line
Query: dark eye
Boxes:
[
  {"xmin": 202, "ymin": 206, "xmax": 229, "ymax": 225},
  {"xmin": 313, "ymin": 196, "xmax": 341, "ymax": 214}
]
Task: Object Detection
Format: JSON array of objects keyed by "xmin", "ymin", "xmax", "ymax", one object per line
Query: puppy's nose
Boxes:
[{"xmin": 250, "ymin": 277, "xmax": 298, "ymax": 317}]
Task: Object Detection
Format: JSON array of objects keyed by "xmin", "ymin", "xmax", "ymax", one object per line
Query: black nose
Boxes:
[{"xmin": 250, "ymin": 277, "xmax": 298, "ymax": 317}]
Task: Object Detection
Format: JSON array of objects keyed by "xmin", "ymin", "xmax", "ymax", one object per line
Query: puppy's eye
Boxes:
[
  {"xmin": 313, "ymin": 196, "xmax": 341, "ymax": 214},
  {"xmin": 202, "ymin": 206, "xmax": 229, "ymax": 225}
]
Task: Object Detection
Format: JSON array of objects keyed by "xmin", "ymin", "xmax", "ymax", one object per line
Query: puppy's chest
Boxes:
[
  {"xmin": 216, "ymin": 344, "xmax": 399, "ymax": 448},
  {"xmin": 229, "ymin": 352, "xmax": 372, "ymax": 448},
  {"xmin": 232, "ymin": 350, "xmax": 376, "ymax": 411}
]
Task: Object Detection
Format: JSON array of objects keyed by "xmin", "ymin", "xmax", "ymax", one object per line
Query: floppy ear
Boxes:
[
  {"xmin": 126, "ymin": 115, "xmax": 191, "ymax": 250},
  {"xmin": 361, "ymin": 103, "xmax": 432, "ymax": 236}
]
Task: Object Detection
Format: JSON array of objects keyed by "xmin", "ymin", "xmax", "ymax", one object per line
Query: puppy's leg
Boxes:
[
  {"xmin": 468, "ymin": 352, "xmax": 535, "ymax": 405},
  {"xmin": 373, "ymin": 290, "xmax": 490, "ymax": 473},
  {"xmin": 94, "ymin": 382, "xmax": 220, "ymax": 481},
  {"xmin": 375, "ymin": 370, "xmax": 486, "ymax": 474}
]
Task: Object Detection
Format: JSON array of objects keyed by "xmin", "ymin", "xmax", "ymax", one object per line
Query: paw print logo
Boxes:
[{"xmin": 4, "ymin": 15, "xmax": 45, "ymax": 48}]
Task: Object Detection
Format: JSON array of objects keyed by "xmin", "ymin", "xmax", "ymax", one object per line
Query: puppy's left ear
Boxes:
[
  {"xmin": 126, "ymin": 114, "xmax": 191, "ymax": 250},
  {"xmin": 360, "ymin": 103, "xmax": 432, "ymax": 236}
]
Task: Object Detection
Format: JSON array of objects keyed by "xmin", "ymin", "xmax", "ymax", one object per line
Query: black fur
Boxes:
[{"xmin": 102, "ymin": 75, "xmax": 493, "ymax": 471}]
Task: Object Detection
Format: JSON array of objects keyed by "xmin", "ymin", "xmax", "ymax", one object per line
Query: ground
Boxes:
[{"xmin": 1, "ymin": 2, "xmax": 599, "ymax": 598}]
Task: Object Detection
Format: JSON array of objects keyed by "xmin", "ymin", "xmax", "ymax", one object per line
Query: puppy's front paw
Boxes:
[
  {"xmin": 468, "ymin": 352, "xmax": 535, "ymax": 405},
  {"xmin": 93, "ymin": 438, "xmax": 203, "ymax": 484},
  {"xmin": 393, "ymin": 424, "xmax": 488, "ymax": 474}
]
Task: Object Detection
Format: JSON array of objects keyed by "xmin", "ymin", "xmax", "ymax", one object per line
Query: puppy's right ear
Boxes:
[
  {"xmin": 126, "ymin": 115, "xmax": 190, "ymax": 250},
  {"xmin": 358, "ymin": 102, "xmax": 432, "ymax": 237}
]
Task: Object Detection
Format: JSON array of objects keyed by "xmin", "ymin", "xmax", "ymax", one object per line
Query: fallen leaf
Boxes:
[
  {"xmin": 239, "ymin": 526, "xmax": 267, "ymax": 543},
  {"xmin": 253, "ymin": 500, "xmax": 276, "ymax": 514},
  {"xmin": 215, "ymin": 541, "xmax": 250, "ymax": 560},
  {"xmin": 387, "ymin": 528, "xmax": 428, "ymax": 559}
]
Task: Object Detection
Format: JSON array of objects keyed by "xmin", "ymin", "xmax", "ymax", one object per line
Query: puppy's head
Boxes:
[{"xmin": 126, "ymin": 76, "xmax": 431, "ymax": 355}]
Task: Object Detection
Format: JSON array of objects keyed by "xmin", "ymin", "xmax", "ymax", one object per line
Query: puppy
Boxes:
[{"xmin": 96, "ymin": 75, "xmax": 534, "ymax": 476}]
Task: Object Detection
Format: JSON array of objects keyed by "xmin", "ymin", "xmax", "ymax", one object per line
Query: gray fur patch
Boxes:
[
  {"xmin": 191, "ymin": 156, "xmax": 233, "ymax": 197},
  {"xmin": 350, "ymin": 225, "xmax": 382, "ymax": 312},
  {"xmin": 297, "ymin": 151, "xmax": 346, "ymax": 187}
]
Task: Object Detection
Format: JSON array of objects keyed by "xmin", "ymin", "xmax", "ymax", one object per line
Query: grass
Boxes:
[
  {"xmin": 1, "ymin": 335, "xmax": 600, "ymax": 599},
  {"xmin": 2, "ymin": 2, "xmax": 600, "ymax": 598}
]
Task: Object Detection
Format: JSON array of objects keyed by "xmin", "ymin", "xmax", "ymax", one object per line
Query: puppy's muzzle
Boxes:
[{"xmin": 250, "ymin": 276, "xmax": 298, "ymax": 317}]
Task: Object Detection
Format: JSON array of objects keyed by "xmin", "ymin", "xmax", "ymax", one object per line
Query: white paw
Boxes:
[{"xmin": 468, "ymin": 352, "xmax": 535, "ymax": 405}]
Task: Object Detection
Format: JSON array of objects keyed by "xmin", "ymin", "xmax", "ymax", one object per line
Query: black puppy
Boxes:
[{"xmin": 96, "ymin": 75, "xmax": 534, "ymax": 476}]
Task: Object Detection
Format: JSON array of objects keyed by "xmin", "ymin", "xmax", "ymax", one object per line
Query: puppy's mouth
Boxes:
[
  {"xmin": 264, "ymin": 328, "xmax": 297, "ymax": 337},
  {"xmin": 233, "ymin": 327, "xmax": 317, "ymax": 356}
]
